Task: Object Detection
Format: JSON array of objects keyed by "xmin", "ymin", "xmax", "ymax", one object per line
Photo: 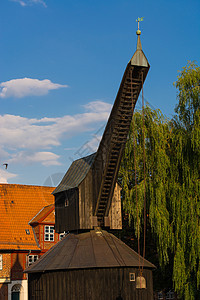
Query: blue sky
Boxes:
[{"xmin": 0, "ymin": 0, "xmax": 199, "ymax": 186}]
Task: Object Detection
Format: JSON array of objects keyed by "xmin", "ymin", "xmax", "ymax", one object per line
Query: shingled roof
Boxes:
[
  {"xmin": 0, "ymin": 184, "xmax": 55, "ymax": 251},
  {"xmin": 52, "ymin": 153, "xmax": 96, "ymax": 194},
  {"xmin": 25, "ymin": 230, "xmax": 155, "ymax": 273}
]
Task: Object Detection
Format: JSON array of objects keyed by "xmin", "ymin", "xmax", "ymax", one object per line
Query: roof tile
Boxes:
[{"xmin": 0, "ymin": 184, "xmax": 55, "ymax": 250}]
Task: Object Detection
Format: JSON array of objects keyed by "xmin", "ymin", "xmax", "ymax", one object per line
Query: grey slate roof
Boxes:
[
  {"xmin": 52, "ymin": 153, "xmax": 96, "ymax": 194},
  {"xmin": 25, "ymin": 230, "xmax": 155, "ymax": 273}
]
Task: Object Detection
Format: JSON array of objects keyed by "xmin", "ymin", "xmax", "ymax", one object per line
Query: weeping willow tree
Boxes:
[{"xmin": 119, "ymin": 62, "xmax": 200, "ymax": 299}]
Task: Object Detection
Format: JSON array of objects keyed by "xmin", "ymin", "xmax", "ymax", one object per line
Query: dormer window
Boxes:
[{"xmin": 44, "ymin": 225, "xmax": 54, "ymax": 241}]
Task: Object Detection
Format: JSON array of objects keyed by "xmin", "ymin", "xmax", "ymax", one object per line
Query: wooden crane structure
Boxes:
[
  {"xmin": 53, "ymin": 29, "xmax": 150, "ymax": 233},
  {"xmin": 26, "ymin": 26, "xmax": 155, "ymax": 300},
  {"xmin": 92, "ymin": 33, "xmax": 149, "ymax": 228}
]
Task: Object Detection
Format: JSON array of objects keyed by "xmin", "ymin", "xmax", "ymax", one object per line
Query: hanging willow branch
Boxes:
[{"xmin": 119, "ymin": 62, "xmax": 200, "ymax": 300}]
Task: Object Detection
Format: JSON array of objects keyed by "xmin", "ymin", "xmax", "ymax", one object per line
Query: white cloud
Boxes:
[
  {"xmin": 0, "ymin": 147, "xmax": 10, "ymax": 159},
  {"xmin": 0, "ymin": 100, "xmax": 112, "ymax": 166},
  {"xmin": 11, "ymin": 0, "xmax": 47, "ymax": 7},
  {"xmin": 0, "ymin": 78, "xmax": 67, "ymax": 98},
  {"xmin": 0, "ymin": 169, "xmax": 17, "ymax": 184},
  {"xmin": 83, "ymin": 101, "xmax": 112, "ymax": 113},
  {"xmin": 8, "ymin": 151, "xmax": 61, "ymax": 166},
  {"xmin": 30, "ymin": 0, "xmax": 47, "ymax": 7},
  {"xmin": 0, "ymin": 101, "xmax": 111, "ymax": 150},
  {"xmin": 12, "ymin": 0, "xmax": 26, "ymax": 6}
]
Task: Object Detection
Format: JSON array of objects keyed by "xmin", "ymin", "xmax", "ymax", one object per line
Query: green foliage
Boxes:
[
  {"xmin": 174, "ymin": 62, "xmax": 200, "ymax": 131},
  {"xmin": 119, "ymin": 62, "xmax": 200, "ymax": 299}
]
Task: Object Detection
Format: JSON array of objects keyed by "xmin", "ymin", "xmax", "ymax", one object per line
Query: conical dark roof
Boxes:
[{"xmin": 25, "ymin": 230, "xmax": 155, "ymax": 273}]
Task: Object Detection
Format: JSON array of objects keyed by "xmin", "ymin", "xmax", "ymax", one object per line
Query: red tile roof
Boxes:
[{"xmin": 0, "ymin": 184, "xmax": 55, "ymax": 251}]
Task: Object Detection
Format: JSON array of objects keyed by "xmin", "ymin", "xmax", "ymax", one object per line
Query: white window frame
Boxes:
[
  {"xmin": 166, "ymin": 290, "xmax": 175, "ymax": 300},
  {"xmin": 27, "ymin": 255, "xmax": 38, "ymax": 267},
  {"xmin": 44, "ymin": 225, "xmax": 54, "ymax": 241},
  {"xmin": 158, "ymin": 292, "xmax": 164, "ymax": 300},
  {"xmin": 59, "ymin": 232, "xmax": 66, "ymax": 240},
  {"xmin": 0, "ymin": 254, "xmax": 2, "ymax": 270},
  {"xmin": 129, "ymin": 272, "xmax": 135, "ymax": 281}
]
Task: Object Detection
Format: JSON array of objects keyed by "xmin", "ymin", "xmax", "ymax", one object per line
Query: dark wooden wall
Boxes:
[
  {"xmin": 108, "ymin": 183, "xmax": 122, "ymax": 229},
  {"xmin": 55, "ymin": 172, "xmax": 122, "ymax": 233},
  {"xmin": 78, "ymin": 169, "xmax": 93, "ymax": 229},
  {"xmin": 55, "ymin": 188, "xmax": 79, "ymax": 233},
  {"xmin": 28, "ymin": 267, "xmax": 153, "ymax": 300},
  {"xmin": 79, "ymin": 169, "xmax": 122, "ymax": 230}
]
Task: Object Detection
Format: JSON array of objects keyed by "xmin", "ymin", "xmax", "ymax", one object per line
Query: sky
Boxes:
[{"xmin": 0, "ymin": 0, "xmax": 200, "ymax": 186}]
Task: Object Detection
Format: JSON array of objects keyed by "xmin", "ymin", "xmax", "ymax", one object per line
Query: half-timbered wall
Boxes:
[{"xmin": 0, "ymin": 253, "xmax": 11, "ymax": 283}]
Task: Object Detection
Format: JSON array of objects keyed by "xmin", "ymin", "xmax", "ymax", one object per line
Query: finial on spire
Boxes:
[
  {"xmin": 136, "ymin": 17, "xmax": 144, "ymax": 35},
  {"xmin": 131, "ymin": 17, "xmax": 149, "ymax": 67}
]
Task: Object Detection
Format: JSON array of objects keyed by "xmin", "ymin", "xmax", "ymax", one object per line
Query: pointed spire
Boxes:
[
  {"xmin": 137, "ymin": 35, "xmax": 142, "ymax": 50},
  {"xmin": 130, "ymin": 17, "xmax": 149, "ymax": 68}
]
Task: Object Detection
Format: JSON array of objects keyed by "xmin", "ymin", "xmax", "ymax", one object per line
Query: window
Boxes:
[
  {"xmin": 65, "ymin": 198, "xmax": 69, "ymax": 207},
  {"xmin": 44, "ymin": 225, "xmax": 54, "ymax": 241},
  {"xmin": 158, "ymin": 292, "xmax": 164, "ymax": 300},
  {"xmin": 166, "ymin": 291, "xmax": 175, "ymax": 300},
  {"xmin": 27, "ymin": 255, "xmax": 38, "ymax": 266},
  {"xmin": 0, "ymin": 254, "xmax": 2, "ymax": 270},
  {"xmin": 129, "ymin": 273, "xmax": 135, "ymax": 281},
  {"xmin": 59, "ymin": 232, "xmax": 65, "ymax": 240},
  {"xmin": 11, "ymin": 284, "xmax": 22, "ymax": 300}
]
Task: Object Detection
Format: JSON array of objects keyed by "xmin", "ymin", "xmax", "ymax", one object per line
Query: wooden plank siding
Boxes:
[
  {"xmin": 28, "ymin": 267, "xmax": 153, "ymax": 300},
  {"xmin": 108, "ymin": 183, "xmax": 122, "ymax": 229},
  {"xmin": 55, "ymin": 180, "xmax": 122, "ymax": 232},
  {"xmin": 79, "ymin": 168, "xmax": 122, "ymax": 230},
  {"xmin": 55, "ymin": 179, "xmax": 122, "ymax": 232},
  {"xmin": 79, "ymin": 169, "xmax": 93, "ymax": 229},
  {"xmin": 55, "ymin": 189, "xmax": 79, "ymax": 232}
]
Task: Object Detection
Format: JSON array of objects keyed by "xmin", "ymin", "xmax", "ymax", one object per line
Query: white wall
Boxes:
[{"xmin": 8, "ymin": 279, "xmax": 28, "ymax": 300}]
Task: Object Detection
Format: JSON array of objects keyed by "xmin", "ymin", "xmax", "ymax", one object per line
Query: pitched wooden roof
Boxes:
[
  {"xmin": 25, "ymin": 230, "xmax": 155, "ymax": 273},
  {"xmin": 53, "ymin": 153, "xmax": 96, "ymax": 194},
  {"xmin": 0, "ymin": 184, "xmax": 55, "ymax": 251}
]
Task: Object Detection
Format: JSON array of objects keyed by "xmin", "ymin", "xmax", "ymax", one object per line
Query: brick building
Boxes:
[{"xmin": 0, "ymin": 184, "xmax": 60, "ymax": 300}]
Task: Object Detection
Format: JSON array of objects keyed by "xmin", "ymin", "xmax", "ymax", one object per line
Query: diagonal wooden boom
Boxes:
[{"xmin": 92, "ymin": 34, "xmax": 150, "ymax": 227}]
